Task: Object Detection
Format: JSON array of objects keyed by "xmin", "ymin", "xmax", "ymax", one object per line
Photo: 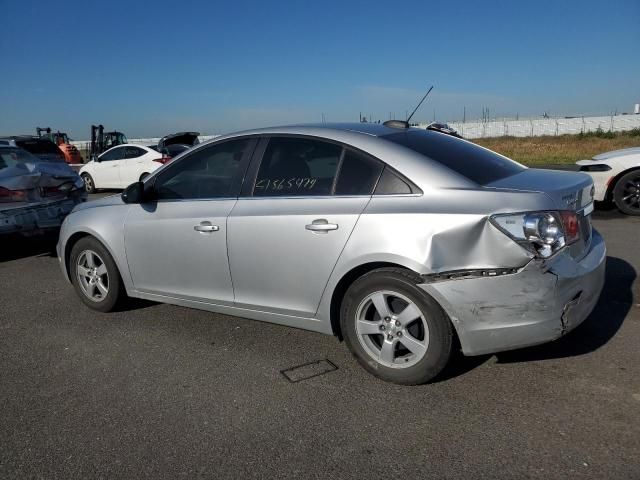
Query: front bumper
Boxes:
[
  {"xmin": 0, "ymin": 192, "xmax": 86, "ymax": 236},
  {"xmin": 419, "ymin": 229, "xmax": 606, "ymax": 356}
]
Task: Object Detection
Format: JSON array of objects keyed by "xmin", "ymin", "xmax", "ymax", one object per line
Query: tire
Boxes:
[
  {"xmin": 613, "ymin": 170, "xmax": 640, "ymax": 216},
  {"xmin": 69, "ymin": 237, "xmax": 126, "ymax": 312},
  {"xmin": 81, "ymin": 173, "xmax": 95, "ymax": 194},
  {"xmin": 139, "ymin": 173, "xmax": 150, "ymax": 181},
  {"xmin": 341, "ymin": 268, "xmax": 453, "ymax": 385}
]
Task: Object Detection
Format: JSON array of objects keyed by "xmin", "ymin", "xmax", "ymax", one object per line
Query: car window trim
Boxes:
[
  {"xmin": 148, "ymin": 136, "xmax": 259, "ymax": 203},
  {"xmin": 242, "ymin": 134, "xmax": 389, "ymax": 199}
]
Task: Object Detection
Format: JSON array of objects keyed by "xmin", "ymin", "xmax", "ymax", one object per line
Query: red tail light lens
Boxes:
[
  {"xmin": 153, "ymin": 155, "xmax": 172, "ymax": 164},
  {"xmin": 560, "ymin": 211, "xmax": 580, "ymax": 245},
  {"xmin": 0, "ymin": 187, "xmax": 28, "ymax": 202}
]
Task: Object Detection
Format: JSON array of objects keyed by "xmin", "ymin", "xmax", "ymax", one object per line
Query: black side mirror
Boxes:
[{"xmin": 121, "ymin": 181, "xmax": 145, "ymax": 204}]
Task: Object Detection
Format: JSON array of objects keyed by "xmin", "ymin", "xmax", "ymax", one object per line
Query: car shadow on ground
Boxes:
[
  {"xmin": 435, "ymin": 256, "xmax": 635, "ymax": 381},
  {"xmin": 0, "ymin": 234, "xmax": 59, "ymax": 262}
]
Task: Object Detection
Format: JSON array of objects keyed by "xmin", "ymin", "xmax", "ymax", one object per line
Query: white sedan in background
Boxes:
[
  {"xmin": 80, "ymin": 144, "xmax": 170, "ymax": 193},
  {"xmin": 577, "ymin": 147, "xmax": 640, "ymax": 215}
]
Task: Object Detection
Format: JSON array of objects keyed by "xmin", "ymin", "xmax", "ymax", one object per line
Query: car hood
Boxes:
[
  {"xmin": 158, "ymin": 132, "xmax": 200, "ymax": 148},
  {"xmin": 485, "ymin": 168, "xmax": 594, "ymax": 211},
  {"xmin": 591, "ymin": 147, "xmax": 640, "ymax": 161},
  {"xmin": 71, "ymin": 193, "xmax": 124, "ymax": 213}
]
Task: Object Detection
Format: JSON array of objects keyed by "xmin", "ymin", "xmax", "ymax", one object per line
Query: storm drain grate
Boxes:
[{"xmin": 280, "ymin": 359, "xmax": 338, "ymax": 383}]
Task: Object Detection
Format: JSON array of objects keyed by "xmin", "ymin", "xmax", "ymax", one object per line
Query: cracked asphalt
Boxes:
[{"xmin": 1, "ymin": 196, "xmax": 639, "ymax": 479}]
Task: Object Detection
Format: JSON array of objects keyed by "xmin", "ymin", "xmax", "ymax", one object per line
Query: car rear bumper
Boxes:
[
  {"xmin": 419, "ymin": 229, "xmax": 606, "ymax": 356},
  {"xmin": 0, "ymin": 193, "xmax": 86, "ymax": 236}
]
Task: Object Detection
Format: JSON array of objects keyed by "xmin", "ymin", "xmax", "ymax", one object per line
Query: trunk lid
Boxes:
[
  {"xmin": 157, "ymin": 132, "xmax": 200, "ymax": 148},
  {"xmin": 485, "ymin": 168, "xmax": 594, "ymax": 212}
]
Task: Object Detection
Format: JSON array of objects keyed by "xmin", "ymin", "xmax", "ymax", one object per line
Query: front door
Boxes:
[
  {"xmin": 124, "ymin": 137, "xmax": 256, "ymax": 304},
  {"xmin": 95, "ymin": 146, "xmax": 126, "ymax": 188}
]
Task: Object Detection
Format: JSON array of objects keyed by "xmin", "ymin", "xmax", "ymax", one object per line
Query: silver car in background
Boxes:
[{"xmin": 57, "ymin": 122, "xmax": 605, "ymax": 384}]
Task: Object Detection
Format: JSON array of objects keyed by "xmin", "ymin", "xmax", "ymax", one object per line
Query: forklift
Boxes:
[
  {"xmin": 89, "ymin": 125, "xmax": 128, "ymax": 161},
  {"xmin": 36, "ymin": 127, "xmax": 83, "ymax": 164}
]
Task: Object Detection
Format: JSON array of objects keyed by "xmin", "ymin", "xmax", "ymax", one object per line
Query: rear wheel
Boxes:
[
  {"xmin": 139, "ymin": 172, "xmax": 150, "ymax": 181},
  {"xmin": 613, "ymin": 170, "xmax": 640, "ymax": 216},
  {"xmin": 341, "ymin": 268, "xmax": 453, "ymax": 385},
  {"xmin": 81, "ymin": 173, "xmax": 95, "ymax": 193},
  {"xmin": 70, "ymin": 237, "xmax": 126, "ymax": 312}
]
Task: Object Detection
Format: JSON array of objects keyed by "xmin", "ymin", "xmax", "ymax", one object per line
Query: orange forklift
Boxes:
[{"xmin": 36, "ymin": 127, "xmax": 82, "ymax": 164}]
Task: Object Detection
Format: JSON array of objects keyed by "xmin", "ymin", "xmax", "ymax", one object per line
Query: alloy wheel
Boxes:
[
  {"xmin": 620, "ymin": 174, "xmax": 640, "ymax": 212},
  {"xmin": 355, "ymin": 290, "xmax": 429, "ymax": 368},
  {"xmin": 76, "ymin": 250, "xmax": 109, "ymax": 302}
]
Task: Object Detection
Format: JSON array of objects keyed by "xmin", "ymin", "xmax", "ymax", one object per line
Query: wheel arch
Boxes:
[{"xmin": 606, "ymin": 166, "xmax": 640, "ymax": 202}]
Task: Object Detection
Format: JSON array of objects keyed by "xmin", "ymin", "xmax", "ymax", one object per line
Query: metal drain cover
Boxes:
[{"xmin": 281, "ymin": 359, "xmax": 338, "ymax": 383}]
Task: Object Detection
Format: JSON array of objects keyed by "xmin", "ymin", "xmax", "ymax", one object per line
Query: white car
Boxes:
[
  {"xmin": 80, "ymin": 144, "xmax": 170, "ymax": 193},
  {"xmin": 577, "ymin": 147, "xmax": 640, "ymax": 215}
]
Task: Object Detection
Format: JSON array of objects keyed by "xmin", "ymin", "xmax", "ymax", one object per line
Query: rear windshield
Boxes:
[
  {"xmin": 0, "ymin": 148, "xmax": 40, "ymax": 170},
  {"xmin": 383, "ymin": 130, "xmax": 525, "ymax": 185},
  {"xmin": 15, "ymin": 139, "xmax": 63, "ymax": 158}
]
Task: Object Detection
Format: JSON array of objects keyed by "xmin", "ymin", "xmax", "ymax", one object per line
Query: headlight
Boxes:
[{"xmin": 491, "ymin": 211, "xmax": 579, "ymax": 258}]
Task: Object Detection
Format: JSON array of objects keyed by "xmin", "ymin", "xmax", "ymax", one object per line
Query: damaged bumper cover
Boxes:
[
  {"xmin": 419, "ymin": 229, "xmax": 606, "ymax": 356},
  {"xmin": 0, "ymin": 193, "xmax": 85, "ymax": 236}
]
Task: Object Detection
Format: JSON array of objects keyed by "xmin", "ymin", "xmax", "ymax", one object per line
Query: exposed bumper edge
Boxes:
[{"xmin": 418, "ymin": 230, "xmax": 606, "ymax": 356}]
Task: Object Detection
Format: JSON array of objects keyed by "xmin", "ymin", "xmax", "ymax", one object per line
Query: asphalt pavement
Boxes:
[{"xmin": 0, "ymin": 197, "xmax": 639, "ymax": 479}]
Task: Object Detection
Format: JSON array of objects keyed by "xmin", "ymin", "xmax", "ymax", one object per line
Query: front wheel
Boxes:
[
  {"xmin": 81, "ymin": 173, "xmax": 95, "ymax": 194},
  {"xmin": 69, "ymin": 237, "xmax": 126, "ymax": 312},
  {"xmin": 613, "ymin": 170, "xmax": 640, "ymax": 216},
  {"xmin": 341, "ymin": 268, "xmax": 453, "ymax": 385}
]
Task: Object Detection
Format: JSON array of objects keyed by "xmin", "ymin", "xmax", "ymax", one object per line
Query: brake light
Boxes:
[
  {"xmin": 153, "ymin": 155, "xmax": 172, "ymax": 164},
  {"xmin": 559, "ymin": 211, "xmax": 580, "ymax": 245},
  {"xmin": 0, "ymin": 187, "xmax": 28, "ymax": 202}
]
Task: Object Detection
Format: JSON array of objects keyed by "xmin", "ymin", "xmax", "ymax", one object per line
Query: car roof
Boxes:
[{"xmin": 200, "ymin": 123, "xmax": 478, "ymax": 190}]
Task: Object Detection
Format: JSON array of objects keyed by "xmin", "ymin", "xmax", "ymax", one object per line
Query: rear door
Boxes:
[
  {"xmin": 227, "ymin": 136, "xmax": 383, "ymax": 317},
  {"xmin": 119, "ymin": 146, "xmax": 150, "ymax": 187}
]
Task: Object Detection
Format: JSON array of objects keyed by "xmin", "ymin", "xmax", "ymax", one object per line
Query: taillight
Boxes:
[
  {"xmin": 41, "ymin": 182, "xmax": 74, "ymax": 197},
  {"xmin": 0, "ymin": 187, "xmax": 28, "ymax": 202},
  {"xmin": 491, "ymin": 210, "xmax": 581, "ymax": 259},
  {"xmin": 559, "ymin": 211, "xmax": 580, "ymax": 245},
  {"xmin": 153, "ymin": 155, "xmax": 172, "ymax": 164}
]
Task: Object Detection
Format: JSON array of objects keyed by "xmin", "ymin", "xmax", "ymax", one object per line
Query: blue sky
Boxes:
[{"xmin": 1, "ymin": 0, "xmax": 638, "ymax": 139}]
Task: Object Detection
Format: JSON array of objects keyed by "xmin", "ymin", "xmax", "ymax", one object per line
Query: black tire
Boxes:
[
  {"xmin": 81, "ymin": 173, "xmax": 95, "ymax": 194},
  {"xmin": 613, "ymin": 170, "xmax": 640, "ymax": 216},
  {"xmin": 69, "ymin": 237, "xmax": 126, "ymax": 312},
  {"xmin": 139, "ymin": 172, "xmax": 150, "ymax": 181},
  {"xmin": 340, "ymin": 268, "xmax": 453, "ymax": 385}
]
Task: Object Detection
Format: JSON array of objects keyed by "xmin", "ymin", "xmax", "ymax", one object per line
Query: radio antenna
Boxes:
[{"xmin": 406, "ymin": 86, "xmax": 434, "ymax": 123}]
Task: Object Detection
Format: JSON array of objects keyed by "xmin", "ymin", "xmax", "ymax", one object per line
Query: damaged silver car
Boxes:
[
  {"xmin": 56, "ymin": 122, "xmax": 605, "ymax": 385},
  {"xmin": 0, "ymin": 146, "xmax": 86, "ymax": 236}
]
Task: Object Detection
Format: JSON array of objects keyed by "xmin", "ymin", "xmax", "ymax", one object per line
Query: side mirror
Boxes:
[{"xmin": 121, "ymin": 181, "xmax": 145, "ymax": 204}]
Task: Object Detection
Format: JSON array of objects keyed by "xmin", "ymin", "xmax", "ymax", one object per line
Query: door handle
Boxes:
[
  {"xmin": 305, "ymin": 219, "xmax": 338, "ymax": 233},
  {"xmin": 194, "ymin": 221, "xmax": 219, "ymax": 233}
]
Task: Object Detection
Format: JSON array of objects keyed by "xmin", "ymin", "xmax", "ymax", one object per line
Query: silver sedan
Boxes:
[{"xmin": 57, "ymin": 122, "xmax": 606, "ymax": 385}]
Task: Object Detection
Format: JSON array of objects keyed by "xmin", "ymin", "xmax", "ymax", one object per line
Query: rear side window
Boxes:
[
  {"xmin": 383, "ymin": 130, "xmax": 525, "ymax": 185},
  {"xmin": 334, "ymin": 150, "xmax": 383, "ymax": 195},
  {"xmin": 125, "ymin": 147, "xmax": 145, "ymax": 158},
  {"xmin": 254, "ymin": 137, "xmax": 342, "ymax": 196},
  {"xmin": 374, "ymin": 168, "xmax": 413, "ymax": 195}
]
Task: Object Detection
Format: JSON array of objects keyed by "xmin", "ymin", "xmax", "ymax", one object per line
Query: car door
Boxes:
[
  {"xmin": 119, "ymin": 146, "xmax": 149, "ymax": 187},
  {"xmin": 94, "ymin": 146, "xmax": 126, "ymax": 188},
  {"xmin": 227, "ymin": 136, "xmax": 383, "ymax": 317},
  {"xmin": 124, "ymin": 137, "xmax": 256, "ymax": 304}
]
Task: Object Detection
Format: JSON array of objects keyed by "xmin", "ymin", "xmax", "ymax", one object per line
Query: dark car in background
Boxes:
[
  {"xmin": 0, "ymin": 146, "xmax": 86, "ymax": 237},
  {"xmin": 150, "ymin": 131, "xmax": 200, "ymax": 157},
  {"xmin": 0, "ymin": 136, "xmax": 66, "ymax": 163}
]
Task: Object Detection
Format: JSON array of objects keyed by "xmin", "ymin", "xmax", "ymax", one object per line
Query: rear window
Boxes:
[
  {"xmin": 383, "ymin": 130, "xmax": 525, "ymax": 185},
  {"xmin": 15, "ymin": 139, "xmax": 63, "ymax": 158},
  {"xmin": 0, "ymin": 148, "xmax": 39, "ymax": 170}
]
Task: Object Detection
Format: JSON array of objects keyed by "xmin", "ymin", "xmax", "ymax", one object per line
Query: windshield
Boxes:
[
  {"xmin": 0, "ymin": 148, "xmax": 40, "ymax": 170},
  {"xmin": 383, "ymin": 129, "xmax": 525, "ymax": 185}
]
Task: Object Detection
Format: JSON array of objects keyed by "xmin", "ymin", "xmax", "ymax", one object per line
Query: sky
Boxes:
[{"xmin": 1, "ymin": 0, "xmax": 639, "ymax": 139}]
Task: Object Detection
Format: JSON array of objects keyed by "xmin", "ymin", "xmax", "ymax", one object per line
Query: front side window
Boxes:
[
  {"xmin": 253, "ymin": 137, "xmax": 342, "ymax": 197},
  {"xmin": 154, "ymin": 138, "xmax": 252, "ymax": 200},
  {"xmin": 99, "ymin": 147, "xmax": 125, "ymax": 161}
]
